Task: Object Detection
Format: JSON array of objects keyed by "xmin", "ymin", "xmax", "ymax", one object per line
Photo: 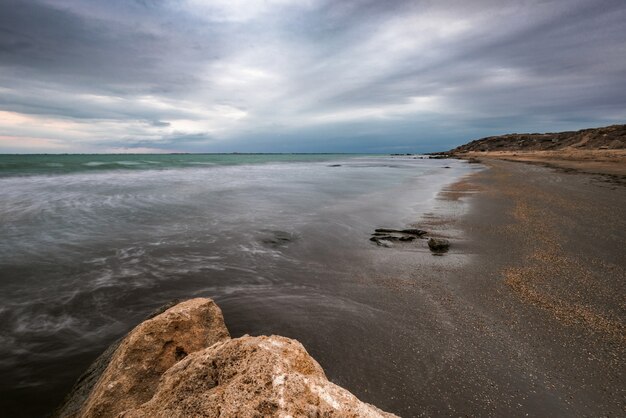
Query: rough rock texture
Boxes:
[
  {"xmin": 61, "ymin": 299, "xmax": 397, "ymax": 418},
  {"xmin": 54, "ymin": 339, "xmax": 123, "ymax": 418},
  {"xmin": 448, "ymin": 124, "xmax": 625, "ymax": 153},
  {"xmin": 77, "ymin": 298, "xmax": 230, "ymax": 418},
  {"xmin": 121, "ymin": 335, "xmax": 396, "ymax": 418},
  {"xmin": 370, "ymin": 227, "xmax": 427, "ymax": 247},
  {"xmin": 54, "ymin": 301, "xmax": 187, "ymax": 418}
]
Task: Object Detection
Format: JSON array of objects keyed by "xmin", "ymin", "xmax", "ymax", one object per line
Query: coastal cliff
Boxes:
[{"xmin": 56, "ymin": 298, "xmax": 397, "ymax": 418}]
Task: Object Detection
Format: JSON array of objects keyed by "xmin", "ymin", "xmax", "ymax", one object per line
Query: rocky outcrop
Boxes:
[
  {"xmin": 69, "ymin": 298, "xmax": 230, "ymax": 418},
  {"xmin": 58, "ymin": 299, "xmax": 397, "ymax": 418},
  {"xmin": 260, "ymin": 230, "xmax": 298, "ymax": 248},
  {"xmin": 374, "ymin": 228, "xmax": 427, "ymax": 236},
  {"xmin": 122, "ymin": 335, "xmax": 396, "ymax": 418},
  {"xmin": 448, "ymin": 124, "xmax": 625, "ymax": 153},
  {"xmin": 370, "ymin": 227, "xmax": 428, "ymax": 247}
]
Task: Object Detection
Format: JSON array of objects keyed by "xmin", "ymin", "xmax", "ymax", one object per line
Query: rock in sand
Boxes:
[{"xmin": 428, "ymin": 238, "xmax": 450, "ymax": 253}]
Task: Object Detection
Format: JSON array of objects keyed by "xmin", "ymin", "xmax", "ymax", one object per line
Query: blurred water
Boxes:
[{"xmin": 0, "ymin": 155, "xmax": 472, "ymax": 416}]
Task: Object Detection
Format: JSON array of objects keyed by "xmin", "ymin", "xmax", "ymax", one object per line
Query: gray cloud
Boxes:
[{"xmin": 0, "ymin": 0, "xmax": 624, "ymax": 153}]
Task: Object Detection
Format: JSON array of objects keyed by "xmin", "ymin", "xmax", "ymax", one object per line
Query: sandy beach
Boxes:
[
  {"xmin": 457, "ymin": 149, "xmax": 626, "ymax": 177},
  {"xmin": 386, "ymin": 158, "xmax": 625, "ymax": 416}
]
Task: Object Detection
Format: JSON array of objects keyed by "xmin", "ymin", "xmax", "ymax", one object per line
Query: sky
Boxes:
[{"xmin": 0, "ymin": 0, "xmax": 625, "ymax": 153}]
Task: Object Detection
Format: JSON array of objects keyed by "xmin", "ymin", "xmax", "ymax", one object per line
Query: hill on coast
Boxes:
[{"xmin": 448, "ymin": 124, "xmax": 625, "ymax": 153}]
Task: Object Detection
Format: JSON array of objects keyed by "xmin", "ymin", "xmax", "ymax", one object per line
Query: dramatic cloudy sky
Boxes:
[{"xmin": 0, "ymin": 0, "xmax": 625, "ymax": 153}]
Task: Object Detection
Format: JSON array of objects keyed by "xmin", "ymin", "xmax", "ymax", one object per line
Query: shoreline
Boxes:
[
  {"xmin": 431, "ymin": 158, "xmax": 625, "ymax": 415},
  {"xmin": 330, "ymin": 156, "xmax": 624, "ymax": 415},
  {"xmin": 454, "ymin": 149, "xmax": 626, "ymax": 177}
]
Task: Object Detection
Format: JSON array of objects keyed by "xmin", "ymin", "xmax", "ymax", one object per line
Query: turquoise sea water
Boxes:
[{"xmin": 0, "ymin": 153, "xmax": 356, "ymax": 177}]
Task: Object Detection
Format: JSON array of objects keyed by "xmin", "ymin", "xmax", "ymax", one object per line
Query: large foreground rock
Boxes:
[
  {"xmin": 60, "ymin": 299, "xmax": 397, "ymax": 417},
  {"xmin": 122, "ymin": 335, "xmax": 396, "ymax": 417},
  {"xmin": 77, "ymin": 298, "xmax": 230, "ymax": 418}
]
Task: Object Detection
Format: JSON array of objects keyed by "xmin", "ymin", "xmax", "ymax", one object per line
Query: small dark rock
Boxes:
[
  {"xmin": 376, "ymin": 235, "xmax": 402, "ymax": 241},
  {"xmin": 401, "ymin": 229, "xmax": 427, "ymax": 236},
  {"xmin": 375, "ymin": 228, "xmax": 427, "ymax": 235},
  {"xmin": 260, "ymin": 231, "xmax": 296, "ymax": 247},
  {"xmin": 375, "ymin": 228, "xmax": 400, "ymax": 233},
  {"xmin": 370, "ymin": 237, "xmax": 394, "ymax": 247},
  {"xmin": 428, "ymin": 238, "xmax": 450, "ymax": 253}
]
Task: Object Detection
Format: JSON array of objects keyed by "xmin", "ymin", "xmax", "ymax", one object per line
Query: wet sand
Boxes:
[{"xmin": 375, "ymin": 158, "xmax": 625, "ymax": 416}]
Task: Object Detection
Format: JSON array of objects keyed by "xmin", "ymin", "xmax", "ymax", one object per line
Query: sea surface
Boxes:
[{"xmin": 0, "ymin": 154, "xmax": 473, "ymax": 416}]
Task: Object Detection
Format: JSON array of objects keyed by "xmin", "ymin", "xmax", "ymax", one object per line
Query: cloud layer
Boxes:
[{"xmin": 1, "ymin": 0, "xmax": 625, "ymax": 153}]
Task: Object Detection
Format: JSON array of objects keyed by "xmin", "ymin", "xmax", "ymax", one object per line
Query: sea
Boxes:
[{"xmin": 0, "ymin": 154, "xmax": 474, "ymax": 417}]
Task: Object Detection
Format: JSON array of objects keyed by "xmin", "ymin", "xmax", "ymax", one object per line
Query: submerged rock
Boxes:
[
  {"xmin": 374, "ymin": 228, "xmax": 401, "ymax": 233},
  {"xmin": 59, "ymin": 299, "xmax": 397, "ymax": 418},
  {"xmin": 260, "ymin": 230, "xmax": 297, "ymax": 247},
  {"xmin": 370, "ymin": 227, "xmax": 428, "ymax": 247},
  {"xmin": 370, "ymin": 237, "xmax": 394, "ymax": 247},
  {"xmin": 400, "ymin": 228, "xmax": 427, "ymax": 236},
  {"xmin": 375, "ymin": 228, "xmax": 427, "ymax": 236},
  {"xmin": 428, "ymin": 238, "xmax": 450, "ymax": 253}
]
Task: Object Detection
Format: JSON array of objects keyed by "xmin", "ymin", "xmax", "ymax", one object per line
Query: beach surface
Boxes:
[
  {"xmin": 457, "ymin": 149, "xmax": 626, "ymax": 176},
  {"xmin": 401, "ymin": 158, "xmax": 625, "ymax": 416}
]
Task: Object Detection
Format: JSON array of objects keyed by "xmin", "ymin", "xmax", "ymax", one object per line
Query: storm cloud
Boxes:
[{"xmin": 0, "ymin": 0, "xmax": 625, "ymax": 152}]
